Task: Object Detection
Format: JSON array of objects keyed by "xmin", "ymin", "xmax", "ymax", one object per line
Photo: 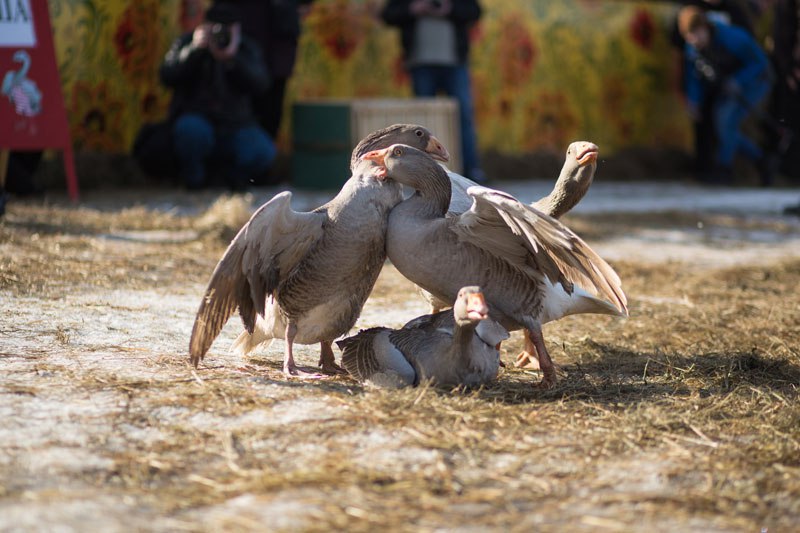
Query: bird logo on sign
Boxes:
[{"xmin": 2, "ymin": 50, "xmax": 42, "ymax": 117}]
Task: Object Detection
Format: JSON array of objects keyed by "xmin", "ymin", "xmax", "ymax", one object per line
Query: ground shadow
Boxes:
[{"xmin": 477, "ymin": 344, "xmax": 800, "ymax": 406}]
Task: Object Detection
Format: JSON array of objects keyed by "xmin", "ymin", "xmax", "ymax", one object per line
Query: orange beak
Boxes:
[
  {"xmin": 576, "ymin": 142, "xmax": 599, "ymax": 166},
  {"xmin": 466, "ymin": 292, "xmax": 489, "ymax": 321},
  {"xmin": 361, "ymin": 148, "xmax": 389, "ymax": 179},
  {"xmin": 426, "ymin": 135, "xmax": 450, "ymax": 162}
]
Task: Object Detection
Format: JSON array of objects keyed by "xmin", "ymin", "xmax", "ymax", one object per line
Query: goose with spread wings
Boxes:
[
  {"xmin": 188, "ymin": 125, "xmax": 450, "ymax": 377},
  {"xmin": 423, "ymin": 142, "xmax": 601, "ymax": 372},
  {"xmin": 363, "ymin": 144, "xmax": 627, "ymax": 387}
]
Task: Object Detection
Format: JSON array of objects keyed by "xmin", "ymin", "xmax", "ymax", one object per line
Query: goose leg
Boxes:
[
  {"xmin": 283, "ymin": 322, "xmax": 322, "ymax": 379},
  {"xmin": 526, "ymin": 327, "xmax": 557, "ymax": 388},
  {"xmin": 514, "ymin": 330, "xmax": 541, "ymax": 370},
  {"xmin": 319, "ymin": 340, "xmax": 346, "ymax": 375}
]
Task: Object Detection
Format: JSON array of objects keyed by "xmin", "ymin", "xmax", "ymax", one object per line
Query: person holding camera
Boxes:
[
  {"xmin": 159, "ymin": 2, "xmax": 276, "ymax": 191},
  {"xmin": 381, "ymin": 0, "xmax": 487, "ymax": 184},
  {"xmin": 678, "ymin": 6, "xmax": 773, "ymax": 185}
]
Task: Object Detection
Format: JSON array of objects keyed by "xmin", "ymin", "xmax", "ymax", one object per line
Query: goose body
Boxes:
[
  {"xmin": 422, "ymin": 141, "xmax": 599, "ymax": 315},
  {"xmin": 339, "ymin": 287, "xmax": 509, "ymax": 388},
  {"xmin": 189, "ymin": 125, "xmax": 450, "ymax": 377},
  {"xmin": 364, "ymin": 144, "xmax": 626, "ymax": 387}
]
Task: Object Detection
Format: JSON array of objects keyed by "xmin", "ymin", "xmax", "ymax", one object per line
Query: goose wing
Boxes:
[
  {"xmin": 451, "ymin": 186, "xmax": 628, "ymax": 316},
  {"xmin": 445, "ymin": 169, "xmax": 479, "ymax": 214},
  {"xmin": 189, "ymin": 192, "xmax": 326, "ymax": 365}
]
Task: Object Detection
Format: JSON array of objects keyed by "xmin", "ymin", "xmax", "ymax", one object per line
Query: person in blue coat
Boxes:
[{"xmin": 678, "ymin": 6, "xmax": 773, "ymax": 184}]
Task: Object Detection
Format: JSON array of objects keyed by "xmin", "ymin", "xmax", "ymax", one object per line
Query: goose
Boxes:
[
  {"xmin": 363, "ymin": 144, "xmax": 627, "ymax": 387},
  {"xmin": 423, "ymin": 141, "xmax": 599, "ymax": 313},
  {"xmin": 189, "ymin": 125, "xmax": 450, "ymax": 378},
  {"xmin": 338, "ymin": 286, "xmax": 509, "ymax": 388},
  {"xmin": 425, "ymin": 142, "xmax": 600, "ymax": 369}
]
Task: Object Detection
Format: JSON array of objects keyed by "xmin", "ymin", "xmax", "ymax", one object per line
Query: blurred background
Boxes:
[{"xmin": 10, "ymin": 0, "xmax": 797, "ymax": 189}]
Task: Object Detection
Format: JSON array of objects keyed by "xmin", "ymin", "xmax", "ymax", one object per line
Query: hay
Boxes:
[{"xmin": 0, "ymin": 196, "xmax": 798, "ymax": 530}]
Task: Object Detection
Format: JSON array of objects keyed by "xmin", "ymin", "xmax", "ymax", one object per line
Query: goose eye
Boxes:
[
  {"xmin": 393, "ymin": 147, "xmax": 402, "ymax": 156},
  {"xmin": 415, "ymin": 129, "xmax": 423, "ymax": 137}
]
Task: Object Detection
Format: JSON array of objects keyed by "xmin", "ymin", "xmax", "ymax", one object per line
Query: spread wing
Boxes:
[
  {"xmin": 450, "ymin": 186, "xmax": 627, "ymax": 316},
  {"xmin": 189, "ymin": 192, "xmax": 326, "ymax": 365}
]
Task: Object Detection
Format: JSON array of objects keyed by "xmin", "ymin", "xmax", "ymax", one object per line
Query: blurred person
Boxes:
[
  {"xmin": 0, "ymin": 150, "xmax": 43, "ymax": 217},
  {"xmin": 772, "ymin": 0, "xmax": 800, "ymax": 175},
  {"xmin": 773, "ymin": 0, "xmax": 800, "ymax": 213},
  {"xmin": 159, "ymin": 1, "xmax": 276, "ymax": 191},
  {"xmin": 236, "ymin": 0, "xmax": 313, "ymax": 140},
  {"xmin": 236, "ymin": 0, "xmax": 314, "ymax": 186},
  {"xmin": 669, "ymin": 0, "xmax": 756, "ymax": 179},
  {"xmin": 381, "ymin": 0, "xmax": 487, "ymax": 184},
  {"xmin": 678, "ymin": 6, "xmax": 773, "ymax": 184}
]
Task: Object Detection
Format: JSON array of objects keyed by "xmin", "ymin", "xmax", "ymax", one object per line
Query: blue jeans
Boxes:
[
  {"xmin": 410, "ymin": 64, "xmax": 481, "ymax": 178},
  {"xmin": 173, "ymin": 113, "xmax": 276, "ymax": 189},
  {"xmin": 714, "ymin": 80, "xmax": 771, "ymax": 167}
]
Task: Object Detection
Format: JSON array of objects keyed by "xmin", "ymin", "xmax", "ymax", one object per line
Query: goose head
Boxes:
[
  {"xmin": 351, "ymin": 124, "xmax": 450, "ymax": 171},
  {"xmin": 361, "ymin": 143, "xmax": 450, "ymax": 189},
  {"xmin": 453, "ymin": 286, "xmax": 490, "ymax": 327},
  {"xmin": 537, "ymin": 141, "xmax": 599, "ymax": 219},
  {"xmin": 564, "ymin": 141, "xmax": 598, "ymax": 182}
]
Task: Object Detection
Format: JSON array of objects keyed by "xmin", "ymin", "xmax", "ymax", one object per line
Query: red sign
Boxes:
[{"xmin": 1, "ymin": 0, "xmax": 78, "ymax": 200}]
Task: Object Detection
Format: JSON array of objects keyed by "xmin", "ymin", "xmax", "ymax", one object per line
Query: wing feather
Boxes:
[
  {"xmin": 451, "ymin": 186, "xmax": 627, "ymax": 316},
  {"xmin": 189, "ymin": 192, "xmax": 326, "ymax": 365}
]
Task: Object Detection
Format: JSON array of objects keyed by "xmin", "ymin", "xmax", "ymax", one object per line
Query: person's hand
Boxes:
[
  {"xmin": 191, "ymin": 24, "xmax": 211, "ymax": 49},
  {"xmin": 430, "ymin": 0, "xmax": 452, "ymax": 17},
  {"xmin": 687, "ymin": 102, "xmax": 700, "ymax": 122},
  {"xmin": 788, "ymin": 66, "xmax": 800, "ymax": 91},
  {"xmin": 209, "ymin": 23, "xmax": 241, "ymax": 62},
  {"xmin": 410, "ymin": 0, "xmax": 432, "ymax": 16},
  {"xmin": 410, "ymin": 0, "xmax": 450, "ymax": 17},
  {"xmin": 722, "ymin": 78, "xmax": 741, "ymax": 97}
]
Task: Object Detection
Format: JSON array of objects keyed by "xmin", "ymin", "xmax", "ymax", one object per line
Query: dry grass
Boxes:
[{"xmin": 1, "ymin": 195, "xmax": 799, "ymax": 531}]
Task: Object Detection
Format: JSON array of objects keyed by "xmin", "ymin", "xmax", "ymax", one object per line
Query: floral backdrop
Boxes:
[{"xmin": 49, "ymin": 0, "xmax": 692, "ymax": 156}]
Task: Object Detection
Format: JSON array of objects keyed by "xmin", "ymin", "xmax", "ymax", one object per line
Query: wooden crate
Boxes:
[{"xmin": 292, "ymin": 97, "xmax": 462, "ymax": 189}]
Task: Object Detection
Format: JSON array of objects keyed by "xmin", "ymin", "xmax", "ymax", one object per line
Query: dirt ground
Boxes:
[{"xmin": 1, "ymin": 184, "xmax": 799, "ymax": 532}]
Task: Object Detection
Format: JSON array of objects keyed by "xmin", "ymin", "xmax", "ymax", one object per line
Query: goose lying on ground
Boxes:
[
  {"xmin": 338, "ymin": 286, "xmax": 508, "ymax": 388},
  {"xmin": 189, "ymin": 125, "xmax": 450, "ymax": 378},
  {"xmin": 363, "ymin": 144, "xmax": 627, "ymax": 388}
]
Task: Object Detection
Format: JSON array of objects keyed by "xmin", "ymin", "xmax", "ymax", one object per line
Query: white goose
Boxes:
[{"xmin": 363, "ymin": 144, "xmax": 627, "ymax": 387}]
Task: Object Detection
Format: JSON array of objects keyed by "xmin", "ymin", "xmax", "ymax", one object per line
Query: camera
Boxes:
[{"xmin": 210, "ymin": 23, "xmax": 232, "ymax": 49}]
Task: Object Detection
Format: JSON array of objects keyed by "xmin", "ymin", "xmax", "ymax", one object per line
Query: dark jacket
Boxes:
[
  {"xmin": 159, "ymin": 33, "xmax": 270, "ymax": 129},
  {"xmin": 381, "ymin": 0, "xmax": 482, "ymax": 65},
  {"xmin": 236, "ymin": 0, "xmax": 314, "ymax": 79}
]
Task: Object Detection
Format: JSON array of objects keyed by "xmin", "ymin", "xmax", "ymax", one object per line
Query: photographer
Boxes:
[
  {"xmin": 678, "ymin": 6, "xmax": 773, "ymax": 184},
  {"xmin": 159, "ymin": 2, "xmax": 276, "ymax": 190}
]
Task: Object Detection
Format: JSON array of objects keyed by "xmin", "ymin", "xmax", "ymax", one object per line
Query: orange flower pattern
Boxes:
[
  {"xmin": 49, "ymin": 0, "xmax": 693, "ymax": 156},
  {"xmin": 70, "ymin": 81, "xmax": 125, "ymax": 151},
  {"xmin": 114, "ymin": 0, "xmax": 163, "ymax": 85}
]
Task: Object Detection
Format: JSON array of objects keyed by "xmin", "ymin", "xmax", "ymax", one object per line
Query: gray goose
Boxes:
[
  {"xmin": 338, "ymin": 286, "xmax": 509, "ymax": 388},
  {"xmin": 423, "ymin": 141, "xmax": 600, "ymax": 313},
  {"xmin": 427, "ymin": 142, "xmax": 600, "ymax": 369},
  {"xmin": 189, "ymin": 125, "xmax": 449, "ymax": 378},
  {"xmin": 363, "ymin": 144, "xmax": 627, "ymax": 388}
]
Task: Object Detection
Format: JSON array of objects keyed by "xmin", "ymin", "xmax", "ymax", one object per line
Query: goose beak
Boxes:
[
  {"xmin": 576, "ymin": 142, "xmax": 599, "ymax": 166},
  {"xmin": 426, "ymin": 135, "xmax": 450, "ymax": 162},
  {"xmin": 362, "ymin": 148, "xmax": 389, "ymax": 180},
  {"xmin": 466, "ymin": 292, "xmax": 489, "ymax": 321}
]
